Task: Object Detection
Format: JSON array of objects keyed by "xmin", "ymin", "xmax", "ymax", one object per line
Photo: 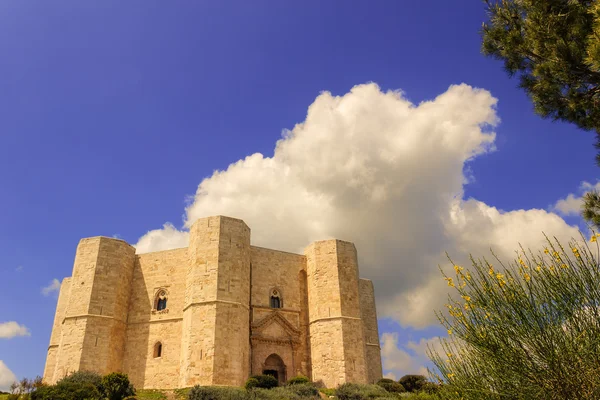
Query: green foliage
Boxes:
[
  {"xmin": 247, "ymin": 386, "xmax": 320, "ymax": 400},
  {"xmin": 101, "ymin": 373, "xmax": 135, "ymax": 400},
  {"xmin": 583, "ymin": 191, "xmax": 600, "ymax": 230},
  {"xmin": 58, "ymin": 371, "xmax": 103, "ymax": 392},
  {"xmin": 334, "ymin": 383, "xmax": 388, "ymax": 400},
  {"xmin": 319, "ymin": 388, "xmax": 336, "ymax": 397},
  {"xmin": 30, "ymin": 382, "xmax": 101, "ymax": 400},
  {"xmin": 286, "ymin": 375, "xmax": 310, "ymax": 385},
  {"xmin": 375, "ymin": 379, "xmax": 405, "ymax": 394},
  {"xmin": 429, "ymin": 236, "xmax": 600, "ymax": 399},
  {"xmin": 243, "ymin": 379, "xmax": 260, "ymax": 391},
  {"xmin": 244, "ymin": 375, "xmax": 277, "ymax": 390},
  {"xmin": 482, "ymin": 0, "xmax": 600, "ymax": 164},
  {"xmin": 398, "ymin": 376, "xmax": 427, "ymax": 393},
  {"xmin": 187, "ymin": 386, "xmax": 247, "ymax": 400},
  {"xmin": 136, "ymin": 389, "xmax": 168, "ymax": 400},
  {"xmin": 174, "ymin": 388, "xmax": 191, "ymax": 400}
]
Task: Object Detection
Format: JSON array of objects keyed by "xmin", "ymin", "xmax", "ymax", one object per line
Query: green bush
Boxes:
[
  {"xmin": 398, "ymin": 375, "xmax": 427, "ymax": 393},
  {"xmin": 244, "ymin": 378, "xmax": 260, "ymax": 391},
  {"xmin": 375, "ymin": 379, "xmax": 405, "ymax": 394},
  {"xmin": 286, "ymin": 375, "xmax": 310, "ymax": 386},
  {"xmin": 30, "ymin": 382, "xmax": 101, "ymax": 400},
  {"xmin": 101, "ymin": 372, "xmax": 135, "ymax": 400},
  {"xmin": 244, "ymin": 375, "xmax": 278, "ymax": 390},
  {"xmin": 187, "ymin": 386, "xmax": 247, "ymax": 400},
  {"xmin": 286, "ymin": 384, "xmax": 319, "ymax": 398},
  {"xmin": 136, "ymin": 389, "xmax": 168, "ymax": 400},
  {"xmin": 319, "ymin": 388, "xmax": 335, "ymax": 397},
  {"xmin": 247, "ymin": 386, "xmax": 320, "ymax": 400},
  {"xmin": 335, "ymin": 383, "xmax": 388, "ymax": 400},
  {"xmin": 57, "ymin": 371, "xmax": 103, "ymax": 391}
]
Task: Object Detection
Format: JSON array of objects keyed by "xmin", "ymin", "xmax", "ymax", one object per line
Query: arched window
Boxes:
[
  {"xmin": 153, "ymin": 342, "xmax": 162, "ymax": 358},
  {"xmin": 155, "ymin": 289, "xmax": 168, "ymax": 311},
  {"xmin": 270, "ymin": 289, "xmax": 282, "ymax": 309}
]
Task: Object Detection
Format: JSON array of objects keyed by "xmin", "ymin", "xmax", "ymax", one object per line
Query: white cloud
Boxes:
[
  {"xmin": 41, "ymin": 279, "xmax": 61, "ymax": 296},
  {"xmin": 15, "ymin": 266, "xmax": 23, "ymax": 272},
  {"xmin": 134, "ymin": 83, "xmax": 580, "ymax": 329},
  {"xmin": 381, "ymin": 333, "xmax": 442, "ymax": 378},
  {"xmin": 134, "ymin": 223, "xmax": 189, "ymax": 254},
  {"xmin": 0, "ymin": 361, "xmax": 17, "ymax": 392},
  {"xmin": 553, "ymin": 181, "xmax": 600, "ymax": 216},
  {"xmin": 0, "ymin": 322, "xmax": 30, "ymax": 339}
]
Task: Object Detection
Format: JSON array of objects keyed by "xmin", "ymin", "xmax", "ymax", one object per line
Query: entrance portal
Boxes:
[{"xmin": 263, "ymin": 354, "xmax": 286, "ymax": 384}]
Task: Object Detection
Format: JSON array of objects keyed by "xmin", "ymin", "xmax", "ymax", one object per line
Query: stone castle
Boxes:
[{"xmin": 43, "ymin": 216, "xmax": 382, "ymax": 389}]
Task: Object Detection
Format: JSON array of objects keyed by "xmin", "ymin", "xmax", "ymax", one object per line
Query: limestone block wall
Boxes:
[
  {"xmin": 43, "ymin": 278, "xmax": 72, "ymax": 382},
  {"xmin": 305, "ymin": 240, "xmax": 368, "ymax": 387},
  {"xmin": 359, "ymin": 279, "xmax": 382, "ymax": 383},
  {"xmin": 249, "ymin": 246, "xmax": 310, "ymax": 379},
  {"xmin": 46, "ymin": 237, "xmax": 136, "ymax": 382},
  {"xmin": 211, "ymin": 217, "xmax": 251, "ymax": 386},
  {"xmin": 181, "ymin": 216, "xmax": 251, "ymax": 387},
  {"xmin": 122, "ymin": 247, "xmax": 188, "ymax": 389}
]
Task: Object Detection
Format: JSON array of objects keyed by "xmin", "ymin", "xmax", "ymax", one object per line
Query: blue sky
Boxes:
[{"xmin": 0, "ymin": 1, "xmax": 597, "ymax": 387}]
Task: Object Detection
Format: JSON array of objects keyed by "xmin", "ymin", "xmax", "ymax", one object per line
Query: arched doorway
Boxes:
[{"xmin": 263, "ymin": 353, "xmax": 286, "ymax": 384}]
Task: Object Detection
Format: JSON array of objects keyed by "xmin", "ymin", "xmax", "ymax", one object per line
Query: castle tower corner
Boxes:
[{"xmin": 304, "ymin": 239, "xmax": 368, "ymax": 387}]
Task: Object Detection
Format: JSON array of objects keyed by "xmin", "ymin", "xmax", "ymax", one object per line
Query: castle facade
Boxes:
[{"xmin": 43, "ymin": 216, "xmax": 382, "ymax": 389}]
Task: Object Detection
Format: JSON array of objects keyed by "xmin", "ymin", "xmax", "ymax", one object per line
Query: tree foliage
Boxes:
[
  {"xmin": 101, "ymin": 372, "xmax": 135, "ymax": 400},
  {"xmin": 429, "ymin": 235, "xmax": 600, "ymax": 399},
  {"xmin": 398, "ymin": 375, "xmax": 427, "ymax": 393},
  {"xmin": 482, "ymin": 0, "xmax": 600, "ymax": 163}
]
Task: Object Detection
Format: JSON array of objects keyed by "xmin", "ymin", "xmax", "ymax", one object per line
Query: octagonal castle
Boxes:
[{"xmin": 43, "ymin": 216, "xmax": 382, "ymax": 389}]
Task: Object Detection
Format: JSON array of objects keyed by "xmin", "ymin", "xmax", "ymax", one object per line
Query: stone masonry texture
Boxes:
[{"xmin": 43, "ymin": 216, "xmax": 382, "ymax": 389}]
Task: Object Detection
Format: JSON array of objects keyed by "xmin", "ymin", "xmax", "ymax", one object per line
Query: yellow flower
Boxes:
[
  {"xmin": 447, "ymin": 329, "xmax": 452, "ymax": 335},
  {"xmin": 454, "ymin": 265, "xmax": 463, "ymax": 274},
  {"xmin": 592, "ymin": 236, "xmax": 597, "ymax": 243},
  {"xmin": 466, "ymin": 272, "xmax": 472, "ymax": 281},
  {"xmin": 518, "ymin": 258, "xmax": 525, "ymax": 266},
  {"xmin": 447, "ymin": 353, "xmax": 453, "ymax": 358},
  {"xmin": 445, "ymin": 277, "xmax": 455, "ymax": 287},
  {"xmin": 544, "ymin": 248, "xmax": 549, "ymax": 254},
  {"xmin": 488, "ymin": 265, "xmax": 494, "ymax": 275},
  {"xmin": 524, "ymin": 273, "xmax": 531, "ymax": 282},
  {"xmin": 536, "ymin": 265, "xmax": 542, "ymax": 272},
  {"xmin": 561, "ymin": 264, "xmax": 568, "ymax": 269},
  {"xmin": 448, "ymin": 373, "xmax": 454, "ymax": 378},
  {"xmin": 462, "ymin": 295, "xmax": 471, "ymax": 302}
]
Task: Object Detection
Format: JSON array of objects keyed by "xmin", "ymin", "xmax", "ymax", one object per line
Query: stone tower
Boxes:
[
  {"xmin": 180, "ymin": 216, "xmax": 251, "ymax": 387},
  {"xmin": 44, "ymin": 237, "xmax": 136, "ymax": 381},
  {"xmin": 304, "ymin": 240, "xmax": 368, "ymax": 387}
]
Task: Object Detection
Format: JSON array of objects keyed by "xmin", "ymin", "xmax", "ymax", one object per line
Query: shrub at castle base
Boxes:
[{"xmin": 43, "ymin": 216, "xmax": 382, "ymax": 389}]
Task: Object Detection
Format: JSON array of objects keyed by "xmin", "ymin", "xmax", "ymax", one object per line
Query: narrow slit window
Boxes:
[{"xmin": 154, "ymin": 342, "xmax": 162, "ymax": 358}]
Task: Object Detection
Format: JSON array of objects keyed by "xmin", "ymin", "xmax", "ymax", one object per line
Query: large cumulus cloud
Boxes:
[{"xmin": 135, "ymin": 82, "xmax": 579, "ymax": 331}]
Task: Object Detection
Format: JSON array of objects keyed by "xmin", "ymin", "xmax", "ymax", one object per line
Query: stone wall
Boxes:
[
  {"xmin": 122, "ymin": 247, "xmax": 188, "ymax": 389},
  {"xmin": 45, "ymin": 238, "xmax": 136, "ymax": 382},
  {"xmin": 249, "ymin": 246, "xmax": 309, "ymax": 379},
  {"xmin": 305, "ymin": 240, "xmax": 368, "ymax": 388},
  {"xmin": 359, "ymin": 279, "xmax": 382, "ymax": 384},
  {"xmin": 43, "ymin": 278, "xmax": 71, "ymax": 383}
]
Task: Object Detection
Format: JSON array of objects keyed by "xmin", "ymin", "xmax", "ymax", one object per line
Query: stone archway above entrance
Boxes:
[{"xmin": 263, "ymin": 353, "xmax": 286, "ymax": 384}]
